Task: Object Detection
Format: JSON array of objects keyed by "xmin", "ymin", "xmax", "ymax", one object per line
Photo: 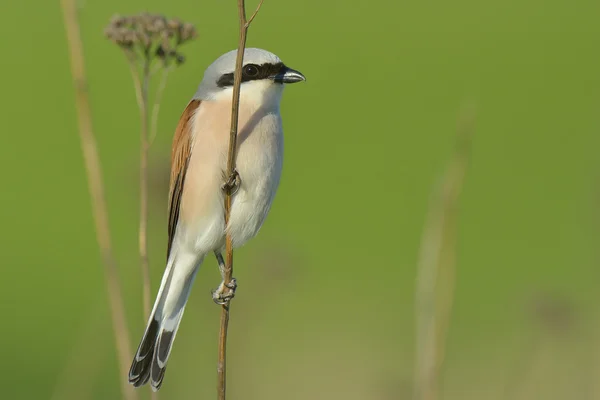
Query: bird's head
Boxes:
[{"xmin": 196, "ymin": 48, "xmax": 305, "ymax": 104}]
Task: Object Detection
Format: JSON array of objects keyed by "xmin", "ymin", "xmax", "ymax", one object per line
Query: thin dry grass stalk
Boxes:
[
  {"xmin": 217, "ymin": 0, "xmax": 265, "ymax": 399},
  {"xmin": 413, "ymin": 105, "xmax": 475, "ymax": 400},
  {"xmin": 105, "ymin": 13, "xmax": 197, "ymax": 322},
  {"xmin": 60, "ymin": 2, "xmax": 137, "ymax": 400}
]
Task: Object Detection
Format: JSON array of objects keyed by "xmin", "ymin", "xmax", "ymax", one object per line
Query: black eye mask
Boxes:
[{"xmin": 216, "ymin": 62, "xmax": 285, "ymax": 87}]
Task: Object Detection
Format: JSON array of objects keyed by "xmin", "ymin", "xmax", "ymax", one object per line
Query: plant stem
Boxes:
[
  {"xmin": 60, "ymin": 2, "xmax": 136, "ymax": 399},
  {"xmin": 149, "ymin": 67, "xmax": 173, "ymax": 146},
  {"xmin": 139, "ymin": 58, "xmax": 152, "ymax": 321},
  {"xmin": 217, "ymin": 0, "xmax": 264, "ymax": 399},
  {"xmin": 413, "ymin": 106, "xmax": 474, "ymax": 400}
]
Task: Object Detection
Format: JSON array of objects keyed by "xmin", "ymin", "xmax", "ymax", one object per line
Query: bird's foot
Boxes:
[
  {"xmin": 221, "ymin": 169, "xmax": 241, "ymax": 196},
  {"xmin": 212, "ymin": 278, "xmax": 237, "ymax": 305}
]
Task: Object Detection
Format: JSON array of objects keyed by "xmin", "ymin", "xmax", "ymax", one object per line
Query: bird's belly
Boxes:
[
  {"xmin": 227, "ymin": 120, "xmax": 283, "ymax": 248},
  {"xmin": 228, "ymin": 181, "xmax": 276, "ymax": 248},
  {"xmin": 181, "ymin": 107, "xmax": 283, "ymax": 254}
]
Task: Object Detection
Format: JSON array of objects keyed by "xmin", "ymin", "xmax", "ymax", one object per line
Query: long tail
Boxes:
[{"xmin": 128, "ymin": 253, "xmax": 201, "ymax": 391}]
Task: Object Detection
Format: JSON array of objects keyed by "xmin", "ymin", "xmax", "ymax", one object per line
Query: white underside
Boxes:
[{"xmin": 157, "ymin": 80, "xmax": 285, "ymax": 317}]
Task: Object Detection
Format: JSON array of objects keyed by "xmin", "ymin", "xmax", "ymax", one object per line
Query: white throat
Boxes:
[{"xmin": 208, "ymin": 80, "xmax": 284, "ymax": 112}]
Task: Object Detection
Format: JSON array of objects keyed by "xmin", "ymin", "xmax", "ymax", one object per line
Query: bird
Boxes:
[{"xmin": 127, "ymin": 48, "xmax": 305, "ymax": 391}]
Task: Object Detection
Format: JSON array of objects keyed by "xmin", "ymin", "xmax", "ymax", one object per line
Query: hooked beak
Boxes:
[{"xmin": 273, "ymin": 66, "xmax": 306, "ymax": 84}]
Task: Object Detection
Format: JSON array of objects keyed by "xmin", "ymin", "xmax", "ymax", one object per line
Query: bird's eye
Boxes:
[{"xmin": 244, "ymin": 64, "xmax": 260, "ymax": 77}]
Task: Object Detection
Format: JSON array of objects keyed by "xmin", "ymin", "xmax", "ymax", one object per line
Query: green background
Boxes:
[{"xmin": 2, "ymin": 0, "xmax": 600, "ymax": 399}]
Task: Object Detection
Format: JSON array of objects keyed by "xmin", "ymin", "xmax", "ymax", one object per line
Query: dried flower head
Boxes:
[{"xmin": 105, "ymin": 13, "xmax": 197, "ymax": 66}]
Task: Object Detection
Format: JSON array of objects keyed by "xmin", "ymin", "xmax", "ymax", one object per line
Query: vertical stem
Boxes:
[
  {"xmin": 139, "ymin": 59, "xmax": 152, "ymax": 321},
  {"xmin": 216, "ymin": 302, "xmax": 231, "ymax": 400},
  {"xmin": 139, "ymin": 53, "xmax": 160, "ymax": 400},
  {"xmin": 60, "ymin": 2, "xmax": 136, "ymax": 400},
  {"xmin": 128, "ymin": 54, "xmax": 158, "ymax": 400},
  {"xmin": 217, "ymin": 0, "xmax": 262, "ymax": 398},
  {"xmin": 149, "ymin": 67, "xmax": 173, "ymax": 146},
  {"xmin": 413, "ymin": 107, "xmax": 474, "ymax": 400}
]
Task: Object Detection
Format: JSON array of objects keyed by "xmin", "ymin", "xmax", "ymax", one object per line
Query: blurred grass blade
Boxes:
[
  {"xmin": 60, "ymin": 2, "xmax": 136, "ymax": 399},
  {"xmin": 414, "ymin": 105, "xmax": 475, "ymax": 400}
]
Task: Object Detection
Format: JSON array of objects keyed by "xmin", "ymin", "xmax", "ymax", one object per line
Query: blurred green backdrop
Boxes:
[{"xmin": 2, "ymin": 0, "xmax": 600, "ymax": 399}]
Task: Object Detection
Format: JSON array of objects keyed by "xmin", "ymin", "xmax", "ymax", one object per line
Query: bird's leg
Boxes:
[
  {"xmin": 221, "ymin": 168, "xmax": 241, "ymax": 196},
  {"xmin": 215, "ymin": 251, "xmax": 226, "ymax": 278},
  {"xmin": 214, "ymin": 169, "xmax": 240, "ymax": 305},
  {"xmin": 212, "ymin": 251, "xmax": 237, "ymax": 305}
]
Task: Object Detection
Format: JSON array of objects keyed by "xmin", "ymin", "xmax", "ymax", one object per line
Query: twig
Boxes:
[
  {"xmin": 138, "ymin": 58, "xmax": 152, "ymax": 321},
  {"xmin": 59, "ymin": 2, "xmax": 136, "ymax": 400},
  {"xmin": 140, "ymin": 60, "xmax": 162, "ymax": 400},
  {"xmin": 413, "ymin": 105, "xmax": 475, "ymax": 400},
  {"xmin": 246, "ymin": 0, "xmax": 265, "ymax": 26},
  {"xmin": 125, "ymin": 55, "xmax": 144, "ymax": 111},
  {"xmin": 217, "ymin": 1, "xmax": 265, "ymax": 399},
  {"xmin": 149, "ymin": 67, "xmax": 174, "ymax": 146},
  {"xmin": 123, "ymin": 49, "xmax": 153, "ymax": 324},
  {"xmin": 130, "ymin": 41, "xmax": 163, "ymax": 400},
  {"xmin": 124, "ymin": 43, "xmax": 157, "ymax": 400},
  {"xmin": 125, "ymin": 52, "xmax": 153, "ymax": 324}
]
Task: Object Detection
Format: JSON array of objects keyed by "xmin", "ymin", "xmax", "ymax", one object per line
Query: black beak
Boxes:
[{"xmin": 273, "ymin": 66, "xmax": 306, "ymax": 84}]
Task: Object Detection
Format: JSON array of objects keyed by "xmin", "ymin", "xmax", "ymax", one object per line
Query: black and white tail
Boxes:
[{"xmin": 128, "ymin": 256, "xmax": 198, "ymax": 391}]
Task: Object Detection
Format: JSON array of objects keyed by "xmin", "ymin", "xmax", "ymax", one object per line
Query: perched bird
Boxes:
[{"xmin": 128, "ymin": 48, "xmax": 305, "ymax": 391}]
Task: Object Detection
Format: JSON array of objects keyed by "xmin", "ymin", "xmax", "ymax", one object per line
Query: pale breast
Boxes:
[
  {"xmin": 179, "ymin": 96, "xmax": 284, "ymax": 253},
  {"xmin": 177, "ymin": 102, "xmax": 226, "ymax": 254},
  {"xmin": 228, "ymin": 109, "xmax": 284, "ymax": 248}
]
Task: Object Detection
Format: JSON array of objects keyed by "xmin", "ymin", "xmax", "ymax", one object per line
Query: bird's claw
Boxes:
[
  {"xmin": 212, "ymin": 278, "xmax": 237, "ymax": 305},
  {"xmin": 221, "ymin": 169, "xmax": 241, "ymax": 196}
]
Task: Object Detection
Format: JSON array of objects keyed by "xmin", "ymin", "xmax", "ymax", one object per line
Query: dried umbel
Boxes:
[{"xmin": 105, "ymin": 13, "xmax": 197, "ymax": 66}]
